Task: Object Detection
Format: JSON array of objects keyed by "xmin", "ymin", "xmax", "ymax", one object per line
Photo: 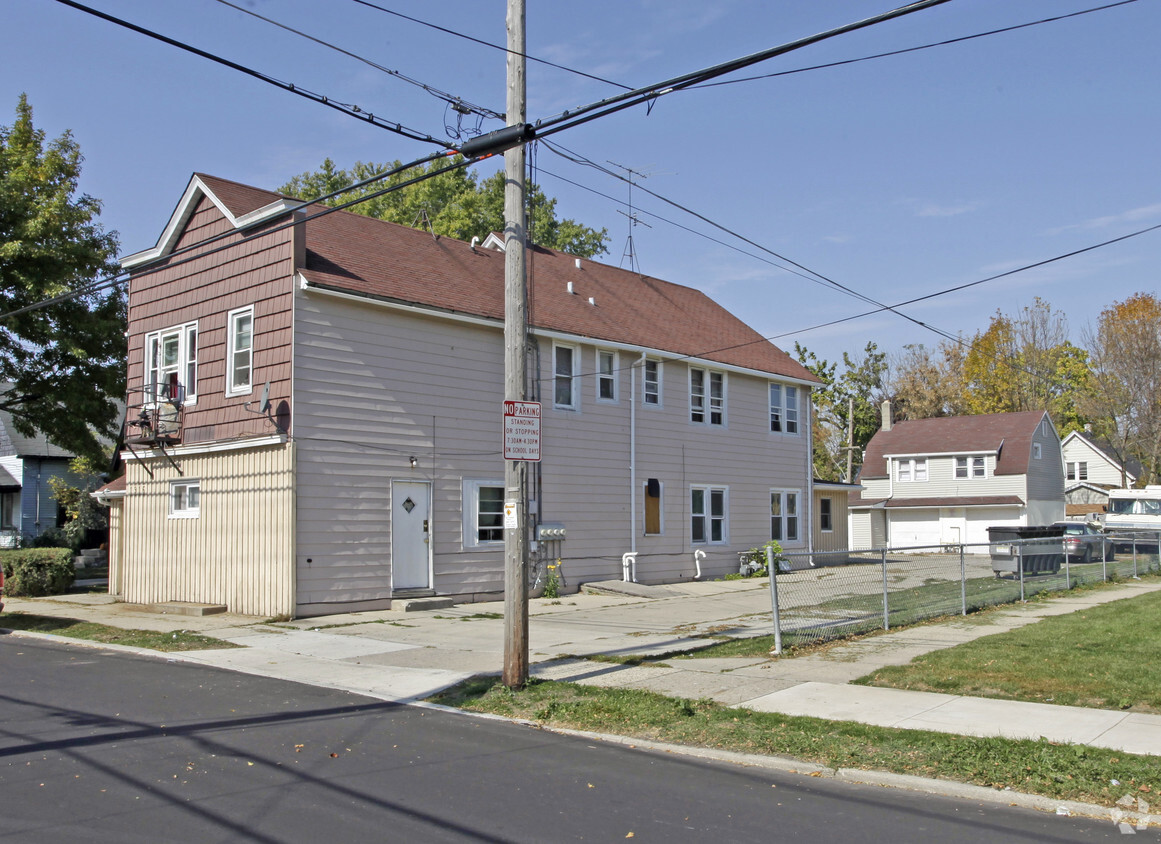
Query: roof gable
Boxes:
[
  {"xmin": 1060, "ymin": 430, "xmax": 1139, "ymax": 483},
  {"xmin": 862, "ymin": 411, "xmax": 1052, "ymax": 479},
  {"xmin": 130, "ymin": 174, "xmax": 819, "ymax": 382}
]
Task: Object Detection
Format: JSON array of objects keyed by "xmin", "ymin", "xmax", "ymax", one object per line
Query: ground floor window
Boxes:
[
  {"xmin": 0, "ymin": 491, "xmax": 18, "ymax": 530},
  {"xmin": 644, "ymin": 479, "xmax": 663, "ymax": 535},
  {"xmin": 464, "ymin": 480, "xmax": 504, "ymax": 547},
  {"xmin": 819, "ymin": 496, "xmax": 833, "ymax": 532},
  {"xmin": 771, "ymin": 489, "xmax": 799, "ymax": 542},
  {"xmin": 170, "ymin": 479, "xmax": 200, "ymax": 518},
  {"xmin": 691, "ymin": 486, "xmax": 727, "ymax": 544}
]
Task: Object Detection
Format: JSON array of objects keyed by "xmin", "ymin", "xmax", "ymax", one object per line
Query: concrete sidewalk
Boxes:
[{"xmin": 5, "ymin": 577, "xmax": 1161, "ymax": 757}]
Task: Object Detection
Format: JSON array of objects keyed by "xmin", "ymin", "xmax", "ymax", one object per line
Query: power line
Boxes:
[
  {"xmin": 348, "ymin": 0, "xmax": 633, "ymax": 91},
  {"xmin": 209, "ymin": 0, "xmax": 503, "ymax": 124},
  {"xmin": 693, "ymin": 0, "xmax": 1140, "ymax": 91},
  {"xmin": 0, "ymin": 153, "xmax": 467, "ymax": 321},
  {"xmin": 52, "ymin": 0, "xmax": 453, "ymax": 149}
]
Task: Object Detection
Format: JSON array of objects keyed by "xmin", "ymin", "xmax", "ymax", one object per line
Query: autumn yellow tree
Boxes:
[{"xmin": 1083, "ymin": 293, "xmax": 1161, "ymax": 484}]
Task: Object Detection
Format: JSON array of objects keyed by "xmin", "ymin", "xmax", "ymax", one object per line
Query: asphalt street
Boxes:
[{"xmin": 0, "ymin": 634, "xmax": 1127, "ymax": 843}]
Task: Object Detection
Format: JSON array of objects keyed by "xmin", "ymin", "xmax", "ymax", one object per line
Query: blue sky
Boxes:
[{"xmin": 4, "ymin": 0, "xmax": 1158, "ymax": 367}]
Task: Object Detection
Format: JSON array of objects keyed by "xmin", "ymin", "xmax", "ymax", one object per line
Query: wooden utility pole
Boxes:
[{"xmin": 502, "ymin": 0, "xmax": 529, "ymax": 688}]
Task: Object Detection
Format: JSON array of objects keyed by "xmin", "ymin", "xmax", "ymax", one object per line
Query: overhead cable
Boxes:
[{"xmin": 52, "ymin": 0, "xmax": 453, "ymax": 149}]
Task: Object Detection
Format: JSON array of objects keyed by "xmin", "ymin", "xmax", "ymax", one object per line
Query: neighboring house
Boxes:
[
  {"xmin": 850, "ymin": 407, "xmax": 1065, "ymax": 551},
  {"xmin": 0, "ymin": 404, "xmax": 80, "ymax": 547},
  {"xmin": 1060, "ymin": 429, "xmax": 1140, "ymax": 518},
  {"xmin": 108, "ymin": 173, "xmax": 820, "ymax": 618}
]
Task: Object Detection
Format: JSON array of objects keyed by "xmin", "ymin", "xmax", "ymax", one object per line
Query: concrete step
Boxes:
[
  {"xmin": 395, "ymin": 596, "xmax": 455, "ymax": 612},
  {"xmin": 145, "ymin": 601, "xmax": 228, "ymax": 617}
]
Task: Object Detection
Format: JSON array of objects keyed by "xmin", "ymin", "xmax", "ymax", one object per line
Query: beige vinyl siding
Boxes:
[
  {"xmin": 293, "ymin": 292, "xmax": 511, "ymax": 610},
  {"xmin": 120, "ymin": 442, "xmax": 294, "ymax": 617},
  {"xmin": 812, "ymin": 489, "xmax": 848, "ymax": 552},
  {"xmin": 293, "ymin": 289, "xmax": 814, "ymax": 602},
  {"xmin": 1062, "ymin": 436, "xmax": 1131, "ymax": 487}
]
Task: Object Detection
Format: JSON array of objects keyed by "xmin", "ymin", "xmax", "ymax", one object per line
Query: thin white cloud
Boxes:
[
  {"xmin": 1045, "ymin": 203, "xmax": 1161, "ymax": 236},
  {"xmin": 916, "ymin": 201, "xmax": 984, "ymax": 218}
]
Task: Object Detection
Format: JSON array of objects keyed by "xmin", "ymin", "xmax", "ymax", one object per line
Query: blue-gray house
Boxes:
[{"xmin": 0, "ymin": 407, "xmax": 81, "ymax": 547}]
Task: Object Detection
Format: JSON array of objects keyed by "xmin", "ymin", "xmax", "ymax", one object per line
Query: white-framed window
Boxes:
[
  {"xmin": 1033, "ymin": 442, "xmax": 1042, "ymax": 460},
  {"xmin": 144, "ymin": 322, "xmax": 197, "ymax": 404},
  {"xmin": 0, "ymin": 491, "xmax": 18, "ymax": 530},
  {"xmin": 597, "ymin": 350, "xmax": 617, "ymax": 402},
  {"xmin": 1067, "ymin": 461, "xmax": 1088, "ymax": 482},
  {"xmin": 769, "ymin": 383, "xmax": 799, "ymax": 434},
  {"xmin": 643, "ymin": 359, "xmax": 661, "ymax": 406},
  {"xmin": 644, "ymin": 479, "xmax": 663, "ymax": 536},
  {"xmin": 897, "ymin": 458, "xmax": 928, "ymax": 482},
  {"xmin": 226, "ymin": 306, "xmax": 254, "ymax": 397},
  {"xmin": 819, "ymin": 496, "xmax": 833, "ymax": 533},
  {"xmin": 169, "ymin": 479, "xmax": 200, "ymax": 518},
  {"xmin": 463, "ymin": 480, "xmax": 504, "ymax": 547},
  {"xmin": 553, "ymin": 343, "xmax": 578, "ymax": 410},
  {"xmin": 771, "ymin": 489, "xmax": 800, "ymax": 542},
  {"xmin": 689, "ymin": 367, "xmax": 725, "ymax": 425},
  {"xmin": 955, "ymin": 456, "xmax": 986, "ymax": 479},
  {"xmin": 691, "ymin": 485, "xmax": 727, "ymax": 544}
]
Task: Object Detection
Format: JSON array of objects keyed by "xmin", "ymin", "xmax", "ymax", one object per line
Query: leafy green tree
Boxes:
[
  {"xmin": 0, "ymin": 95, "xmax": 125, "ymax": 460},
  {"xmin": 47, "ymin": 455, "xmax": 108, "ymax": 549},
  {"xmin": 795, "ymin": 341, "xmax": 888, "ymax": 481},
  {"xmin": 279, "ymin": 157, "xmax": 609, "ymax": 258}
]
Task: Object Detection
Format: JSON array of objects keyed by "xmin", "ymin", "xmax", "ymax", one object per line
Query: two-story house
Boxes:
[
  {"xmin": 850, "ymin": 407, "xmax": 1064, "ymax": 550},
  {"xmin": 105, "ymin": 173, "xmax": 820, "ymax": 618},
  {"xmin": 1059, "ymin": 429, "xmax": 1140, "ymax": 517}
]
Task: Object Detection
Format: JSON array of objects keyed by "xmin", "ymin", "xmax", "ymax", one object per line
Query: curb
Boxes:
[{"xmin": 416, "ymin": 699, "xmax": 1160, "ymax": 829}]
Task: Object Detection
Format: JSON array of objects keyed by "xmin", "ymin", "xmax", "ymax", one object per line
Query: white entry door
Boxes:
[{"xmin": 391, "ymin": 480, "xmax": 431, "ymax": 590}]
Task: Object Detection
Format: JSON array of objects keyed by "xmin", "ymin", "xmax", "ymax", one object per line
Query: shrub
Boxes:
[{"xmin": 1, "ymin": 548, "xmax": 75, "ymax": 597}]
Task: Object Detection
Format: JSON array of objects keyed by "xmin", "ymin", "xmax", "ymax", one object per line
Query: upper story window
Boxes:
[
  {"xmin": 145, "ymin": 322, "xmax": 197, "ymax": 404},
  {"xmin": 955, "ymin": 456, "xmax": 986, "ymax": 479},
  {"xmin": 643, "ymin": 359, "xmax": 661, "ymax": 406},
  {"xmin": 769, "ymin": 383, "xmax": 799, "ymax": 434},
  {"xmin": 897, "ymin": 458, "xmax": 928, "ymax": 482},
  {"xmin": 226, "ymin": 306, "xmax": 254, "ymax": 397},
  {"xmin": 690, "ymin": 367, "xmax": 724, "ymax": 425},
  {"xmin": 553, "ymin": 344, "xmax": 578, "ymax": 410},
  {"xmin": 1067, "ymin": 461, "xmax": 1088, "ymax": 482},
  {"xmin": 1033, "ymin": 443, "xmax": 1042, "ymax": 460},
  {"xmin": 597, "ymin": 350, "xmax": 617, "ymax": 402}
]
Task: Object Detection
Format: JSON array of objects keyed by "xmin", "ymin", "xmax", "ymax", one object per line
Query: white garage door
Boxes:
[{"xmin": 888, "ymin": 509, "xmax": 943, "ymax": 548}]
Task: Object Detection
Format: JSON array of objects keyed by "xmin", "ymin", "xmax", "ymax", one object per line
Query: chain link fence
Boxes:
[{"xmin": 763, "ymin": 531, "xmax": 1161, "ymax": 653}]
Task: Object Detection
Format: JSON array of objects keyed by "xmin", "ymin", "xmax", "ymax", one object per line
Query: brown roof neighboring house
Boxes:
[{"xmin": 860, "ymin": 410, "xmax": 1050, "ymax": 481}]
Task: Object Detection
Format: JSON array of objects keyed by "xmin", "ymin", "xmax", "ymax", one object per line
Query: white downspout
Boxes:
[{"xmin": 630, "ymin": 353, "xmax": 645, "ymax": 556}]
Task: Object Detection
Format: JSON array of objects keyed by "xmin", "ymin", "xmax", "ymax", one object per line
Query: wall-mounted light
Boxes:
[{"xmin": 409, "ymin": 456, "xmax": 418, "ymax": 469}]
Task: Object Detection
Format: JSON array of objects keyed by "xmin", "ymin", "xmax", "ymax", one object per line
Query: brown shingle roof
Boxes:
[
  {"xmin": 860, "ymin": 411, "xmax": 1051, "ymax": 480},
  {"xmin": 195, "ymin": 174, "xmax": 818, "ymax": 382}
]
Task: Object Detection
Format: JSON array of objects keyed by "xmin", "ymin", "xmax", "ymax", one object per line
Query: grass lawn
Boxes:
[
  {"xmin": 856, "ymin": 588, "xmax": 1161, "ymax": 712},
  {"xmin": 0, "ymin": 612, "xmax": 237, "ymax": 652},
  {"xmin": 432, "ymin": 580, "xmax": 1161, "ymax": 808}
]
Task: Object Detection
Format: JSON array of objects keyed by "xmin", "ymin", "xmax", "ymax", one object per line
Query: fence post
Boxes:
[
  {"xmin": 1133, "ymin": 535, "xmax": 1139, "ymax": 579},
  {"xmin": 1063, "ymin": 536, "xmax": 1070, "ymax": 589},
  {"xmin": 1103, "ymin": 534, "xmax": 1108, "ymax": 582},
  {"xmin": 1018, "ymin": 541, "xmax": 1025, "ymax": 603},
  {"xmin": 960, "ymin": 543, "xmax": 967, "ymax": 616},
  {"xmin": 881, "ymin": 548, "xmax": 890, "ymax": 631},
  {"xmin": 767, "ymin": 546, "xmax": 782, "ymax": 656}
]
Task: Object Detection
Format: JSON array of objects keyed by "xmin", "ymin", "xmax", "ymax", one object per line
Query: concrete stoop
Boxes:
[
  {"xmin": 394, "ymin": 596, "xmax": 456, "ymax": 612},
  {"xmin": 144, "ymin": 601, "xmax": 228, "ymax": 617}
]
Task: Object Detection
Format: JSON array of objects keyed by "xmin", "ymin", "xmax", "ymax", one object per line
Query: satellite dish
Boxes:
[{"xmin": 259, "ymin": 380, "xmax": 271, "ymax": 414}]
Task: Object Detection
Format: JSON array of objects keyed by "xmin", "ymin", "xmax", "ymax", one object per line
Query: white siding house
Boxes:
[
  {"xmin": 850, "ymin": 408, "xmax": 1065, "ymax": 551},
  {"xmin": 112, "ymin": 174, "xmax": 820, "ymax": 617}
]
